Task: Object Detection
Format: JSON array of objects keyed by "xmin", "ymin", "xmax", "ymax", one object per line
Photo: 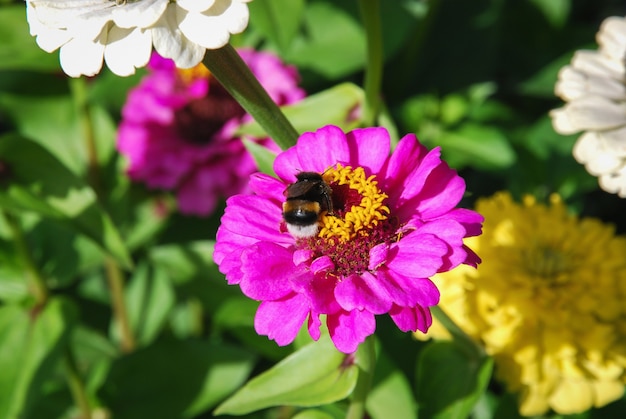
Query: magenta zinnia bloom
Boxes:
[
  {"xmin": 214, "ymin": 125, "xmax": 483, "ymax": 353},
  {"xmin": 117, "ymin": 49, "xmax": 305, "ymax": 216}
]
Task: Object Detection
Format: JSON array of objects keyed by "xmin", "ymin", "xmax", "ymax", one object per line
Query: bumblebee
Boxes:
[{"xmin": 282, "ymin": 171, "xmax": 333, "ymax": 238}]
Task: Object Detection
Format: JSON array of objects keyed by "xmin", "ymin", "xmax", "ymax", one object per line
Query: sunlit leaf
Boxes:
[{"xmin": 214, "ymin": 336, "xmax": 358, "ymax": 415}]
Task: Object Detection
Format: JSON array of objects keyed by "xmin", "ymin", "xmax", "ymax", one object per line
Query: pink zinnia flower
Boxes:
[
  {"xmin": 117, "ymin": 49, "xmax": 305, "ymax": 216},
  {"xmin": 214, "ymin": 125, "xmax": 483, "ymax": 353}
]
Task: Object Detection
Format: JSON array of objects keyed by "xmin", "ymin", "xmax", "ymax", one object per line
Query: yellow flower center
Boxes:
[{"xmin": 318, "ymin": 164, "xmax": 390, "ymax": 243}]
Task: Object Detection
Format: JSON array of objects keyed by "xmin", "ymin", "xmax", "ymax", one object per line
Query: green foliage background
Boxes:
[{"xmin": 1, "ymin": 0, "xmax": 625, "ymax": 418}]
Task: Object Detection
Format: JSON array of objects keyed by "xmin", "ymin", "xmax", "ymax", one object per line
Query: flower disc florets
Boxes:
[
  {"xmin": 424, "ymin": 192, "xmax": 626, "ymax": 415},
  {"xmin": 214, "ymin": 125, "xmax": 483, "ymax": 353}
]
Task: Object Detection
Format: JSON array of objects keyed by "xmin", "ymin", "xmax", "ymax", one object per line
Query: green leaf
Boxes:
[
  {"xmin": 237, "ymin": 83, "xmax": 364, "ymax": 137},
  {"xmin": 436, "ymin": 124, "xmax": 517, "ymax": 170},
  {"xmin": 125, "ymin": 262, "xmax": 176, "ymax": 346},
  {"xmin": 243, "ymin": 139, "xmax": 277, "ymax": 176},
  {"xmin": 98, "ymin": 339, "xmax": 256, "ymax": 419},
  {"xmin": 0, "ymin": 134, "xmax": 133, "ymax": 269},
  {"xmin": 283, "ymin": 2, "xmax": 366, "ymax": 78},
  {"xmin": 249, "ymin": 0, "xmax": 305, "ymax": 52},
  {"xmin": 293, "ymin": 410, "xmax": 337, "ymax": 419},
  {"xmin": 416, "ymin": 341, "xmax": 494, "ymax": 419},
  {"xmin": 214, "ymin": 336, "xmax": 358, "ymax": 415},
  {"xmin": 0, "ymin": 95, "xmax": 117, "ymax": 176},
  {"xmin": 0, "ymin": 5, "xmax": 60, "ymax": 71},
  {"xmin": 0, "ymin": 298, "xmax": 77, "ymax": 419},
  {"xmin": 367, "ymin": 350, "xmax": 416, "ymax": 419}
]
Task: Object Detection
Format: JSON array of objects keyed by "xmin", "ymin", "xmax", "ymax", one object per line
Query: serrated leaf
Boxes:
[
  {"xmin": 0, "ymin": 298, "xmax": 77, "ymax": 419},
  {"xmin": 416, "ymin": 341, "xmax": 494, "ymax": 419},
  {"xmin": 214, "ymin": 336, "xmax": 358, "ymax": 415},
  {"xmin": 98, "ymin": 339, "xmax": 256, "ymax": 419},
  {"xmin": 237, "ymin": 83, "xmax": 364, "ymax": 138},
  {"xmin": 249, "ymin": 0, "xmax": 305, "ymax": 52},
  {"xmin": 0, "ymin": 134, "xmax": 132, "ymax": 268}
]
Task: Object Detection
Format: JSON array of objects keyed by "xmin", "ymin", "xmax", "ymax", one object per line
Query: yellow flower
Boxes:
[{"xmin": 423, "ymin": 191, "xmax": 626, "ymax": 416}]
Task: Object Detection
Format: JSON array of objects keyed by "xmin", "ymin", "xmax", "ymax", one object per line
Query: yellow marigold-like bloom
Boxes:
[{"xmin": 422, "ymin": 191, "xmax": 626, "ymax": 416}]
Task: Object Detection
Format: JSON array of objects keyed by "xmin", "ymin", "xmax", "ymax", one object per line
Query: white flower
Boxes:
[
  {"xmin": 26, "ymin": 0, "xmax": 252, "ymax": 77},
  {"xmin": 550, "ymin": 16, "xmax": 626, "ymax": 197}
]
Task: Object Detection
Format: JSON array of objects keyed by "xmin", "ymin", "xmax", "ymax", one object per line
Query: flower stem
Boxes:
[
  {"xmin": 346, "ymin": 336, "xmax": 376, "ymax": 419},
  {"xmin": 63, "ymin": 348, "xmax": 92, "ymax": 419},
  {"xmin": 2, "ymin": 209, "xmax": 48, "ymax": 307},
  {"xmin": 358, "ymin": 0, "xmax": 383, "ymax": 126},
  {"xmin": 69, "ymin": 77, "xmax": 135, "ymax": 353},
  {"xmin": 431, "ymin": 305, "xmax": 484, "ymax": 358},
  {"xmin": 203, "ymin": 44, "xmax": 299, "ymax": 150}
]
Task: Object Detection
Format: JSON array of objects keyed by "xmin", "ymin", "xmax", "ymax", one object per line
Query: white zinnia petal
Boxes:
[
  {"xmin": 573, "ymin": 132, "xmax": 622, "ymax": 175},
  {"xmin": 59, "ymin": 29, "xmax": 106, "ymax": 77},
  {"xmin": 177, "ymin": 0, "xmax": 217, "ymax": 13},
  {"xmin": 570, "ymin": 50, "xmax": 624, "ymax": 79},
  {"xmin": 599, "ymin": 168, "xmax": 626, "ymax": 197},
  {"xmin": 558, "ymin": 96, "xmax": 626, "ymax": 131},
  {"xmin": 555, "ymin": 66, "xmax": 626, "ymax": 101},
  {"xmin": 104, "ymin": 26, "xmax": 151, "ymax": 76},
  {"xmin": 111, "ymin": 0, "xmax": 168, "ymax": 29},
  {"xmin": 597, "ymin": 17, "xmax": 626, "ymax": 62},
  {"xmin": 178, "ymin": 0, "xmax": 249, "ymax": 49},
  {"xmin": 551, "ymin": 15, "xmax": 626, "ymax": 198},
  {"xmin": 26, "ymin": 0, "xmax": 252, "ymax": 77},
  {"xmin": 598, "ymin": 126, "xmax": 626, "ymax": 157},
  {"xmin": 152, "ymin": 3, "xmax": 205, "ymax": 68}
]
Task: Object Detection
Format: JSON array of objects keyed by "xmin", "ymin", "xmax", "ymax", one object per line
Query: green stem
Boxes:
[
  {"xmin": 431, "ymin": 305, "xmax": 484, "ymax": 358},
  {"xmin": 63, "ymin": 349, "xmax": 92, "ymax": 419},
  {"xmin": 346, "ymin": 335, "xmax": 376, "ymax": 419},
  {"xmin": 105, "ymin": 258, "xmax": 136, "ymax": 352},
  {"xmin": 358, "ymin": 0, "xmax": 384, "ymax": 126},
  {"xmin": 69, "ymin": 77, "xmax": 136, "ymax": 353},
  {"xmin": 2, "ymin": 210, "xmax": 48, "ymax": 307},
  {"xmin": 203, "ymin": 44, "xmax": 299, "ymax": 150}
]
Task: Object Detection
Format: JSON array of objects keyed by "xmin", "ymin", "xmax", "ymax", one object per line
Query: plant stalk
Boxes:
[
  {"xmin": 358, "ymin": 0, "xmax": 384, "ymax": 126},
  {"xmin": 2, "ymin": 210, "xmax": 48, "ymax": 307},
  {"xmin": 203, "ymin": 44, "xmax": 300, "ymax": 150},
  {"xmin": 69, "ymin": 77, "xmax": 136, "ymax": 353},
  {"xmin": 346, "ymin": 335, "xmax": 376, "ymax": 419}
]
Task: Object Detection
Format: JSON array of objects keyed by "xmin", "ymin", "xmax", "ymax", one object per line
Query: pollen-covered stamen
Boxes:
[
  {"xmin": 319, "ymin": 164, "xmax": 390, "ymax": 243},
  {"xmin": 298, "ymin": 164, "xmax": 399, "ymax": 277}
]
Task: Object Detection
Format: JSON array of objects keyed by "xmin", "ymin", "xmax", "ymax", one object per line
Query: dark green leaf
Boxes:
[
  {"xmin": 98, "ymin": 339, "xmax": 256, "ymax": 419},
  {"xmin": 416, "ymin": 341, "xmax": 494, "ymax": 419},
  {"xmin": 0, "ymin": 298, "xmax": 77, "ymax": 418},
  {"xmin": 214, "ymin": 336, "xmax": 358, "ymax": 415}
]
